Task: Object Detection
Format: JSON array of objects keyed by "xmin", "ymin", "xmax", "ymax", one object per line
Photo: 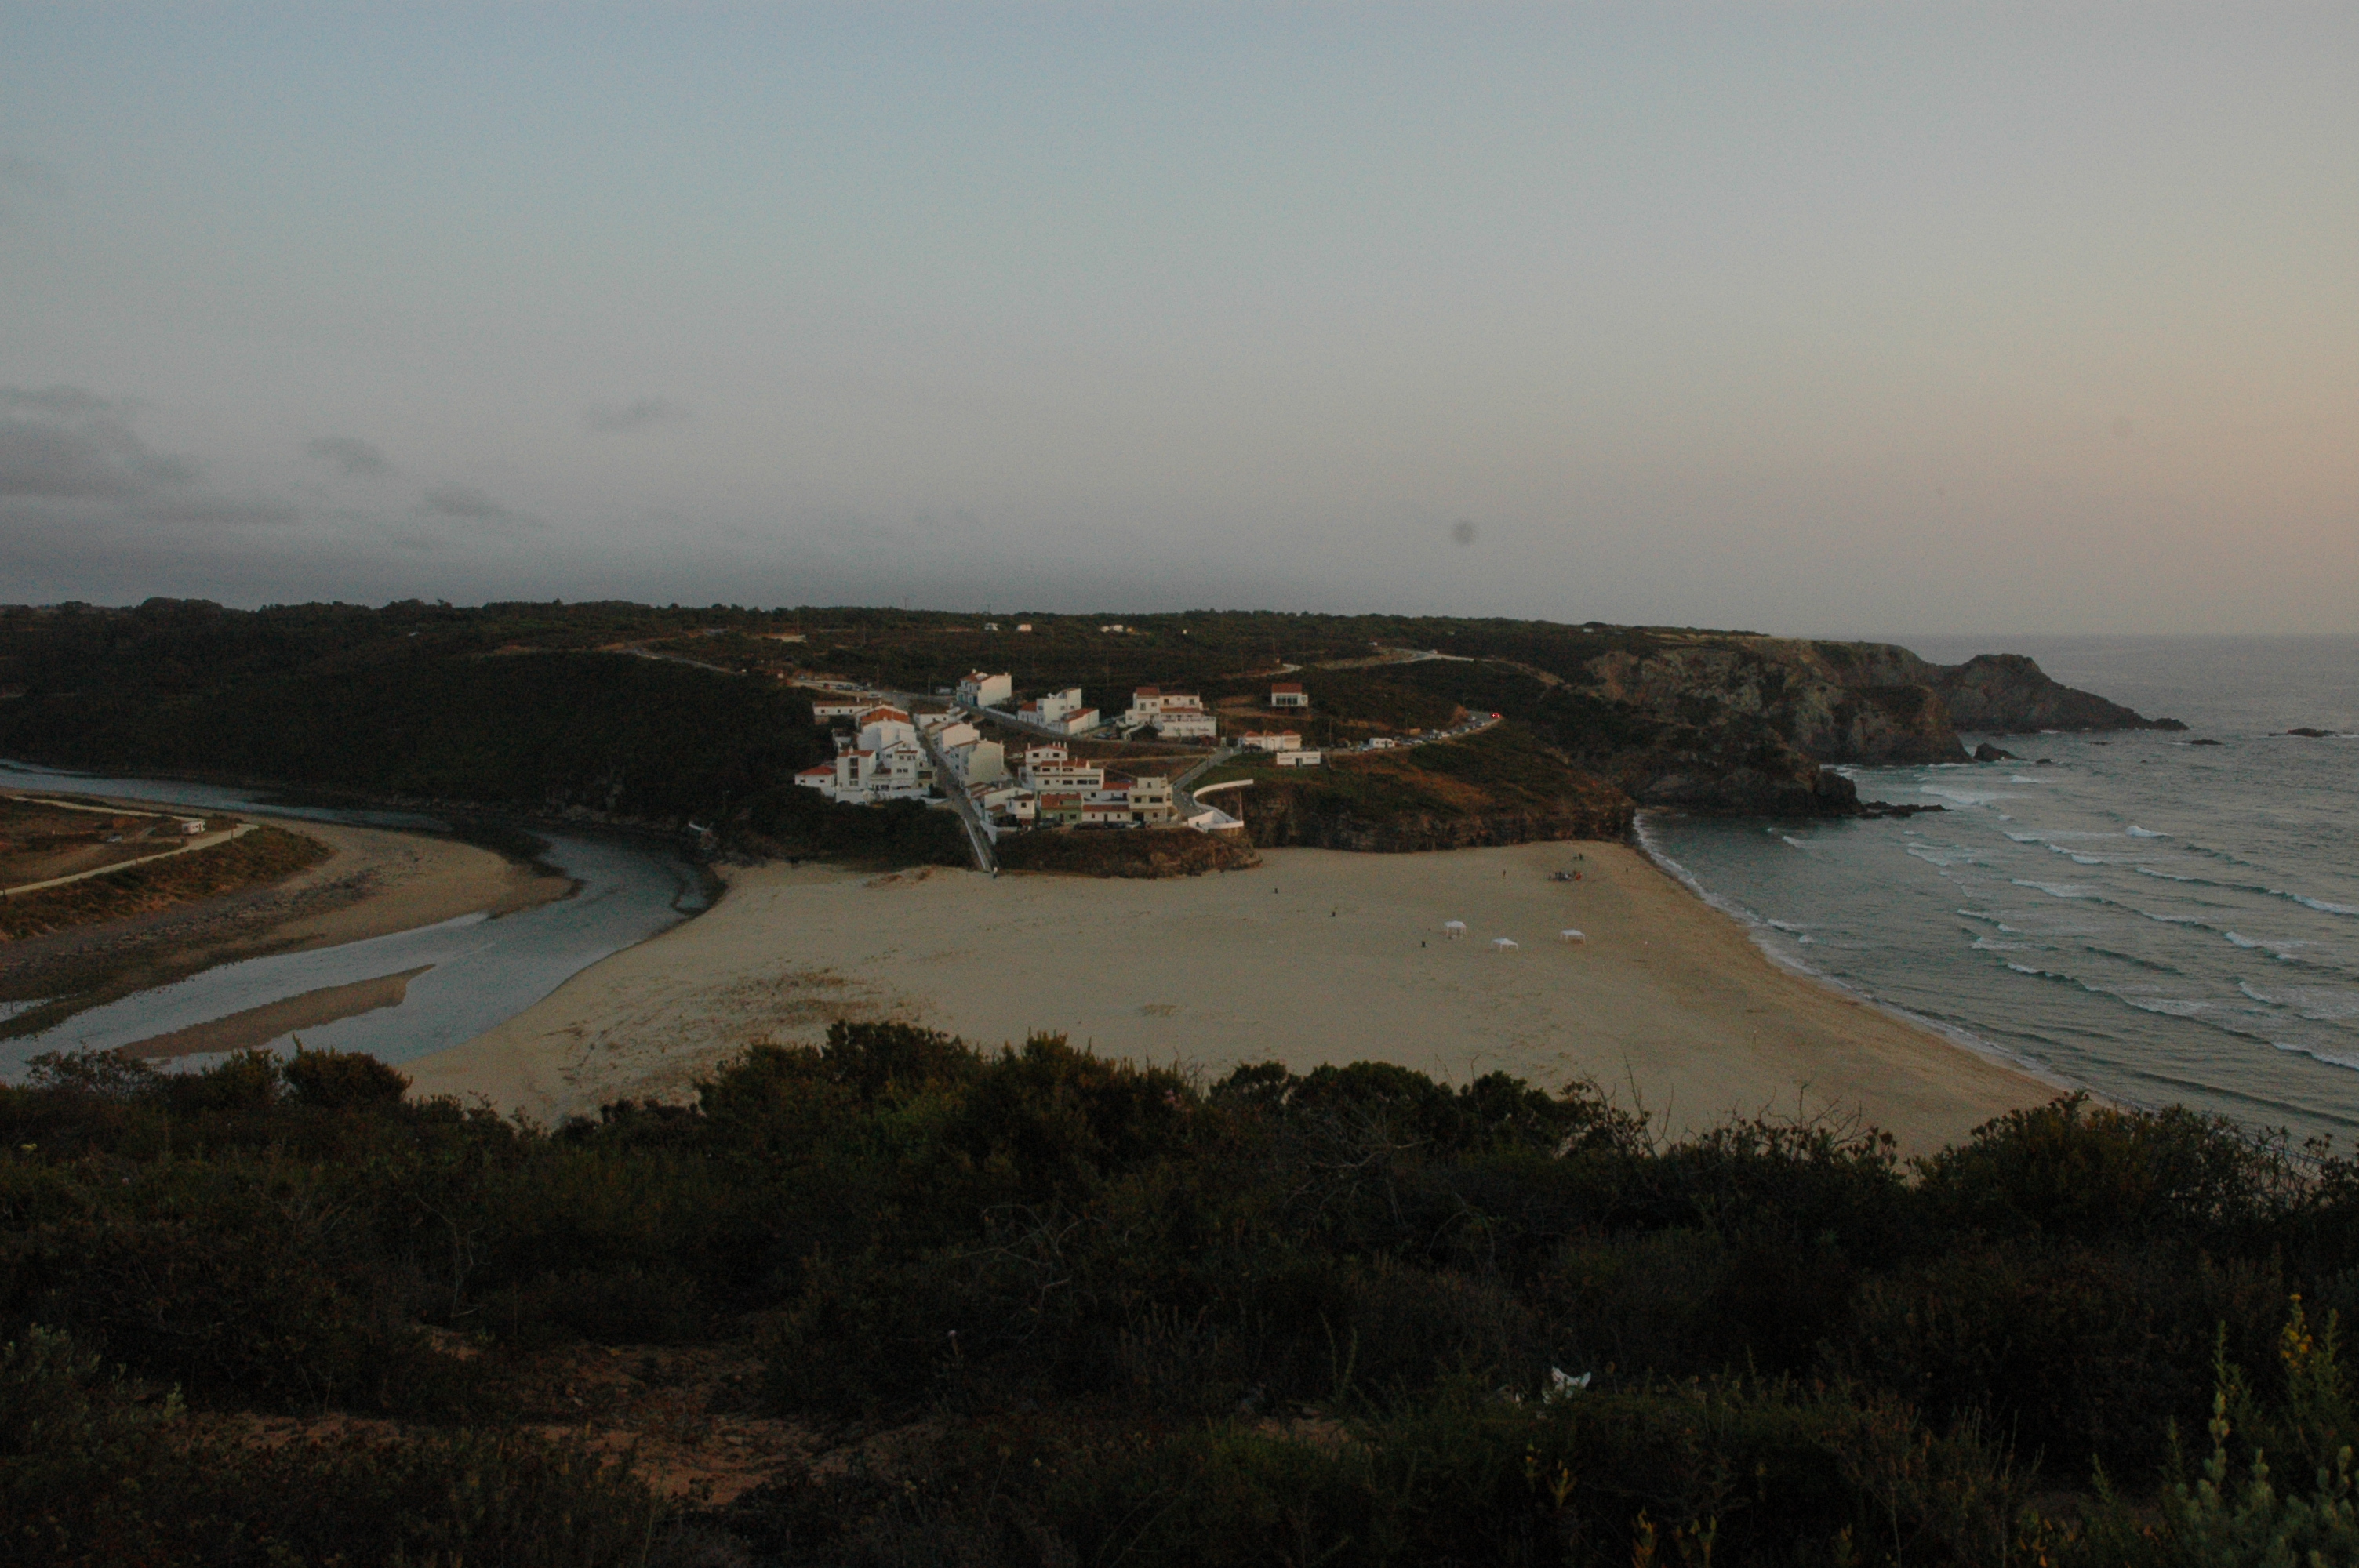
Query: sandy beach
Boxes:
[{"xmin": 406, "ymin": 841, "xmax": 2054, "ymax": 1153}]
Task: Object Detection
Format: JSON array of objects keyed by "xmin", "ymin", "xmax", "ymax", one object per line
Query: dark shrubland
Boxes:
[{"xmin": 5, "ymin": 1035, "xmax": 2359, "ymax": 1563}]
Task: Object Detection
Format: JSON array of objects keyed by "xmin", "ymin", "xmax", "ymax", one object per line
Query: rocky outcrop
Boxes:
[
  {"xmin": 1972, "ymin": 742, "xmax": 2019, "ymax": 762},
  {"xmin": 1585, "ymin": 641, "xmax": 1967, "ymax": 766},
  {"xmin": 1550, "ymin": 637, "xmax": 2179, "ymax": 813},
  {"xmin": 1928, "ymin": 654, "xmax": 2184, "ymax": 733}
]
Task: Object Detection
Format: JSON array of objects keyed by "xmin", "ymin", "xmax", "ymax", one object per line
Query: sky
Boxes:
[{"xmin": 2, "ymin": 4, "xmax": 2354, "ymax": 635}]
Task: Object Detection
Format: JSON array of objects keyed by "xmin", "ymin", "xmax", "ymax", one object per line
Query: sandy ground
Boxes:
[
  {"xmin": 0, "ymin": 813, "xmax": 572, "ymax": 1034},
  {"xmin": 406, "ymin": 842, "xmax": 2054, "ymax": 1153},
  {"xmin": 256, "ymin": 819, "xmax": 573, "ymax": 949},
  {"xmin": 119, "ymin": 966, "xmax": 433, "ymax": 1059}
]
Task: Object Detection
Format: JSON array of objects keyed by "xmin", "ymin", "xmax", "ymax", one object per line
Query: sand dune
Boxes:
[{"xmin": 406, "ymin": 843, "xmax": 2053, "ymax": 1152}]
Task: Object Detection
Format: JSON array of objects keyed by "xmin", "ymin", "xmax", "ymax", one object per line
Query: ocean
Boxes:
[{"xmin": 1641, "ymin": 635, "xmax": 2359, "ymax": 1149}]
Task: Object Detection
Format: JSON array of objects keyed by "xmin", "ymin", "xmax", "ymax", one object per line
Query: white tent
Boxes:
[
  {"xmin": 1443, "ymin": 920, "xmax": 1467, "ymax": 938},
  {"xmin": 1558, "ymin": 929, "xmax": 1585, "ymax": 943},
  {"xmin": 1490, "ymin": 937, "xmax": 1519, "ymax": 950}
]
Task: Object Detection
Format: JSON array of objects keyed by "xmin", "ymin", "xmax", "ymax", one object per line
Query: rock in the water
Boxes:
[
  {"xmin": 1857, "ymin": 800, "xmax": 1946, "ymax": 818},
  {"xmin": 1972, "ymin": 742, "xmax": 2019, "ymax": 762},
  {"xmin": 2288, "ymin": 728, "xmax": 2335, "ymax": 739},
  {"xmin": 2190, "ymin": 738, "xmax": 2224, "ymax": 746}
]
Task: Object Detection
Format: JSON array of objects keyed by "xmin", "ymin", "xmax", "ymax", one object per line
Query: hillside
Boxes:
[
  {"xmin": 1210, "ymin": 723, "xmax": 1636, "ymax": 851},
  {"xmin": 0, "ymin": 601, "xmax": 2176, "ymax": 840}
]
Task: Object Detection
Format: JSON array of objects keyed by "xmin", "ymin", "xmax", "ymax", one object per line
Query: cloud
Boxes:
[
  {"xmin": 583, "ymin": 397, "xmax": 685, "ymax": 434},
  {"xmin": 418, "ymin": 482, "xmax": 542, "ymax": 536},
  {"xmin": 0, "ymin": 387, "xmax": 199, "ymax": 499},
  {"xmin": 305, "ymin": 435, "xmax": 391, "ymax": 477}
]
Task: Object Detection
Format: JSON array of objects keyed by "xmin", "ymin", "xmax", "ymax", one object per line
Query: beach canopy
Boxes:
[
  {"xmin": 1490, "ymin": 937, "xmax": 1519, "ymax": 950},
  {"xmin": 1558, "ymin": 929, "xmax": 1585, "ymax": 942},
  {"xmin": 1443, "ymin": 920, "xmax": 1467, "ymax": 936}
]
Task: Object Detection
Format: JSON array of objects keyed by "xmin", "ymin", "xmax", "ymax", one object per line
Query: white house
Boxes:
[
  {"xmin": 1125, "ymin": 775, "xmax": 1176, "ymax": 822},
  {"xmin": 1019, "ymin": 688, "xmax": 1100, "ymax": 735},
  {"xmin": 1270, "ymin": 683, "xmax": 1310, "ymax": 710},
  {"xmin": 1365, "ymin": 736, "xmax": 1400, "ymax": 750},
  {"xmin": 1274, "ymin": 750, "xmax": 1324, "ymax": 768},
  {"xmin": 957, "ymin": 670, "xmax": 1013, "ymax": 708},
  {"xmin": 857, "ymin": 706, "xmax": 918, "ymax": 753},
  {"xmin": 929, "ymin": 718, "xmax": 981, "ymax": 750},
  {"xmin": 797, "ymin": 738, "xmax": 935, "ymax": 804},
  {"xmin": 942, "ymin": 736, "xmax": 1007, "ymax": 786},
  {"xmin": 1022, "ymin": 744, "xmax": 1105, "ymax": 794},
  {"xmin": 810, "ymin": 699, "xmax": 871, "ymax": 722},
  {"xmin": 1240, "ymin": 731, "xmax": 1303, "ymax": 753},
  {"xmin": 1122, "ymin": 687, "xmax": 1217, "ymax": 739}
]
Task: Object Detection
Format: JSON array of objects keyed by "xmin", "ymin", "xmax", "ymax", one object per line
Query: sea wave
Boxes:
[
  {"xmin": 2012, "ymin": 880, "xmax": 2094, "ymax": 900},
  {"xmin": 2281, "ymin": 892, "xmax": 2359, "ymax": 919},
  {"xmin": 2126, "ymin": 826, "xmax": 2170, "ymax": 839}
]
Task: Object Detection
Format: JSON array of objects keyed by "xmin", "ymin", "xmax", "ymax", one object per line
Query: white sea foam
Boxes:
[
  {"xmin": 2289, "ymin": 894, "xmax": 2359, "ymax": 918},
  {"xmin": 2135, "ymin": 866, "xmax": 2199, "ymax": 882},
  {"xmin": 2124, "ymin": 997, "xmax": 2213, "ymax": 1018},
  {"xmin": 2226, "ymin": 932, "xmax": 2265, "ymax": 949},
  {"xmin": 2273, "ymin": 1041, "xmax": 2359, "ymax": 1073},
  {"xmin": 1780, "ymin": 836, "xmax": 1812, "ymax": 851},
  {"xmin": 2012, "ymin": 880, "xmax": 2093, "ymax": 900},
  {"xmin": 2127, "ymin": 826, "xmax": 2169, "ymax": 838}
]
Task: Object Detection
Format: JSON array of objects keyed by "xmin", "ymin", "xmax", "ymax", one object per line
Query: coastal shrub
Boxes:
[
  {"xmin": 1915, "ymin": 1095, "xmax": 2295, "ymax": 1247},
  {"xmin": 17, "ymin": 1033, "xmax": 2359, "ymax": 1559},
  {"xmin": 1834, "ymin": 1240, "xmax": 2284, "ymax": 1479},
  {"xmin": 283, "ymin": 1044, "xmax": 410, "ymax": 1109},
  {"xmin": 2, "ymin": 1326, "xmax": 667, "ymax": 1567}
]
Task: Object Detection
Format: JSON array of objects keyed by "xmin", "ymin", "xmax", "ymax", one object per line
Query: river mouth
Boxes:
[{"xmin": 0, "ymin": 760, "xmax": 706, "ymax": 1078}]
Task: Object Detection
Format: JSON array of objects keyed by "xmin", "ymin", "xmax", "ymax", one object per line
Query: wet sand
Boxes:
[
  {"xmin": 406, "ymin": 843, "xmax": 2054, "ymax": 1153},
  {"xmin": 120, "ymin": 967, "xmax": 433, "ymax": 1059}
]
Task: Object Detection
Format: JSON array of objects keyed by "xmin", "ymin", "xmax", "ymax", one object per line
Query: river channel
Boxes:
[{"xmin": 0, "ymin": 761, "xmax": 706, "ymax": 1078}]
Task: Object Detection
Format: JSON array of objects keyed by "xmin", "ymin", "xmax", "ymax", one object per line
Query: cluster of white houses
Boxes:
[
  {"xmin": 954, "ymin": 672, "xmax": 1223, "ymax": 743},
  {"xmin": 798, "ymin": 676, "xmax": 1324, "ymax": 825},
  {"xmin": 793, "ymin": 699, "xmax": 1182, "ymax": 831}
]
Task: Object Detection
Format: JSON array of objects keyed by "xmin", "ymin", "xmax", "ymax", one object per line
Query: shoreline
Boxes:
[
  {"xmin": 0, "ymin": 807, "xmax": 575, "ymax": 1045},
  {"xmin": 405, "ymin": 840, "xmax": 2057, "ymax": 1153},
  {"xmin": 1629, "ymin": 811, "xmax": 2080, "ymax": 1099}
]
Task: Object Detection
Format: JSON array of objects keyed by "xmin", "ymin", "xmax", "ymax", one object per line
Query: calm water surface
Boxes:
[{"xmin": 0, "ymin": 761, "xmax": 703, "ymax": 1077}]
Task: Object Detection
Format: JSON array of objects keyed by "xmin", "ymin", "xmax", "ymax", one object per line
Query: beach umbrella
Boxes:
[
  {"xmin": 1444, "ymin": 920, "xmax": 1467, "ymax": 938},
  {"xmin": 1490, "ymin": 938, "xmax": 1518, "ymax": 951},
  {"xmin": 1558, "ymin": 929, "xmax": 1585, "ymax": 943}
]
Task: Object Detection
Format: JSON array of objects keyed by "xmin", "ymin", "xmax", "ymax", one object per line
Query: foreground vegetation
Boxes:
[{"xmin": 6, "ymin": 1030, "xmax": 2359, "ymax": 1564}]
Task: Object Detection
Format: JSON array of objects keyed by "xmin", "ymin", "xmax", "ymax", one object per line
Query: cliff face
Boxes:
[
  {"xmin": 1552, "ymin": 635, "xmax": 2176, "ymax": 813},
  {"xmin": 1928, "ymin": 653, "xmax": 2186, "ymax": 733},
  {"xmin": 1584, "ymin": 641, "xmax": 1965, "ymax": 766}
]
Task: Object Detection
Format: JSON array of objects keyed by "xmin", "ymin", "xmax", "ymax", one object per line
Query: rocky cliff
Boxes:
[
  {"xmin": 1926, "ymin": 653, "xmax": 2185, "ymax": 733},
  {"xmin": 1534, "ymin": 634, "xmax": 2178, "ymax": 815}
]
